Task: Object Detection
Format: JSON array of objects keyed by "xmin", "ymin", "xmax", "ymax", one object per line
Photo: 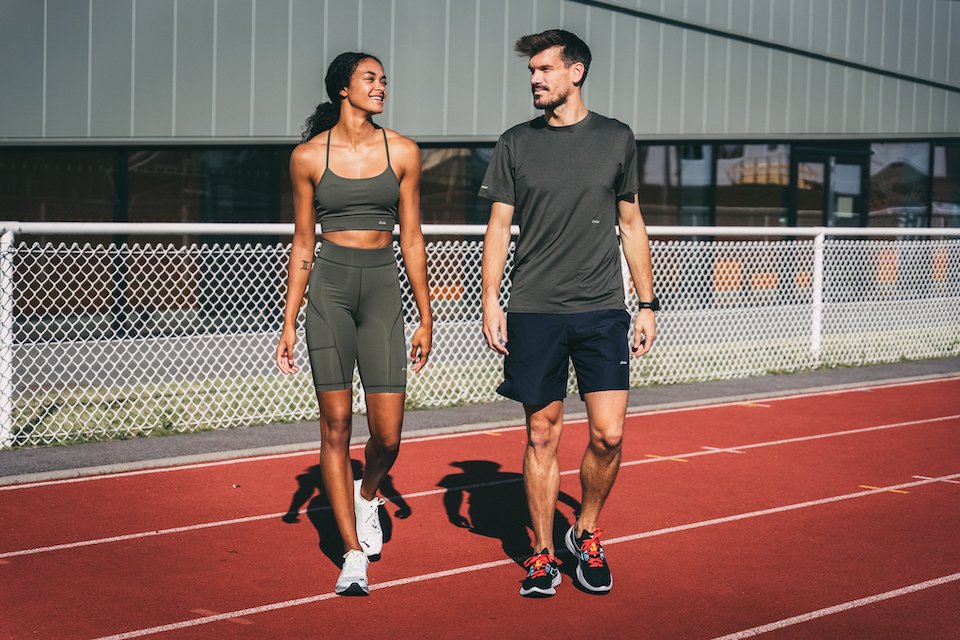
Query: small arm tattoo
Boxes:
[{"xmin": 300, "ymin": 260, "xmax": 313, "ymax": 271}]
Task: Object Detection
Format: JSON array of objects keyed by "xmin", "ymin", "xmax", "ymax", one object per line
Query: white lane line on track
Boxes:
[
  {"xmin": 0, "ymin": 512, "xmax": 292, "ymax": 559},
  {"xmin": 5, "ymin": 376, "xmax": 958, "ymax": 492},
  {"xmin": 91, "ymin": 559, "xmax": 517, "ymax": 640},
  {"xmin": 710, "ymin": 571, "xmax": 960, "ymax": 640},
  {"xmin": 603, "ymin": 473, "xmax": 960, "ymax": 546},
  {"xmin": 913, "ymin": 475, "xmax": 960, "ymax": 484},
  {"xmin": 3, "ymin": 413, "xmax": 958, "ymax": 560},
  {"xmin": 90, "ymin": 473, "xmax": 960, "ymax": 640}
]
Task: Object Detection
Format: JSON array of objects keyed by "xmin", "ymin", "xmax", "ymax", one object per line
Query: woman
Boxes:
[{"xmin": 275, "ymin": 52, "xmax": 432, "ymax": 596}]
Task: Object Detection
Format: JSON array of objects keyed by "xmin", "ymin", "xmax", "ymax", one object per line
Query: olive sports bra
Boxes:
[{"xmin": 314, "ymin": 127, "xmax": 401, "ymax": 232}]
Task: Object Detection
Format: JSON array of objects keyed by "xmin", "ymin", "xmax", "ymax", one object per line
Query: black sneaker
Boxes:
[
  {"xmin": 564, "ymin": 524, "xmax": 612, "ymax": 593},
  {"xmin": 519, "ymin": 549, "xmax": 562, "ymax": 597}
]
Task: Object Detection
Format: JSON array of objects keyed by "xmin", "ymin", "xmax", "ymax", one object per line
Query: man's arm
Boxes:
[
  {"xmin": 617, "ymin": 194, "xmax": 657, "ymax": 356},
  {"xmin": 481, "ymin": 202, "xmax": 515, "ymax": 354}
]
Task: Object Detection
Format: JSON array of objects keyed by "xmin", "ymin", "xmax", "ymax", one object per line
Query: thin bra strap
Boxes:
[
  {"xmin": 381, "ymin": 128, "xmax": 392, "ymax": 168},
  {"xmin": 325, "ymin": 129, "xmax": 332, "ymax": 167}
]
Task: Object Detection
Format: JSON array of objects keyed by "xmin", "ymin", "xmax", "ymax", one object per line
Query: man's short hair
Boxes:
[{"xmin": 514, "ymin": 29, "xmax": 591, "ymax": 86}]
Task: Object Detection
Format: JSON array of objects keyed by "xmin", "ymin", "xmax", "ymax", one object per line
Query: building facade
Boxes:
[{"xmin": 1, "ymin": 0, "xmax": 958, "ymax": 229}]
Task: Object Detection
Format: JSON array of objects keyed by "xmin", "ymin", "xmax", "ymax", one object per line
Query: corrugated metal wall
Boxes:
[{"xmin": 1, "ymin": 0, "xmax": 958, "ymax": 143}]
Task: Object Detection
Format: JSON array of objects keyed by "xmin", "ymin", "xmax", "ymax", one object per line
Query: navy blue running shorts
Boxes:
[{"xmin": 497, "ymin": 309, "xmax": 631, "ymax": 405}]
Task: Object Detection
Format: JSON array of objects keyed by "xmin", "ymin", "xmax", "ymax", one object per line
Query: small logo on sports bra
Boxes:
[{"xmin": 378, "ymin": 220, "xmax": 388, "ymax": 225}]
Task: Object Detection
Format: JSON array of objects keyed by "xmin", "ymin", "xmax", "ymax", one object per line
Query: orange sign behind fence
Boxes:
[
  {"xmin": 712, "ymin": 259, "xmax": 742, "ymax": 291},
  {"xmin": 877, "ymin": 248, "xmax": 898, "ymax": 284},
  {"xmin": 933, "ymin": 247, "xmax": 949, "ymax": 282}
]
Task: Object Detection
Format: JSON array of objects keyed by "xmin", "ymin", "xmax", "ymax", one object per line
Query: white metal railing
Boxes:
[{"xmin": 2, "ymin": 222, "xmax": 959, "ymax": 448}]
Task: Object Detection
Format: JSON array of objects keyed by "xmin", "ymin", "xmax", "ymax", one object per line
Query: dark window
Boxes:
[
  {"xmin": 678, "ymin": 144, "xmax": 712, "ymax": 226},
  {"xmin": 869, "ymin": 142, "xmax": 931, "ymax": 227},
  {"xmin": 0, "ymin": 149, "xmax": 115, "ymax": 222},
  {"xmin": 637, "ymin": 145, "xmax": 679, "ymax": 225},
  {"xmin": 715, "ymin": 144, "xmax": 788, "ymax": 227},
  {"xmin": 933, "ymin": 142, "xmax": 960, "ymax": 228},
  {"xmin": 419, "ymin": 146, "xmax": 492, "ymax": 225}
]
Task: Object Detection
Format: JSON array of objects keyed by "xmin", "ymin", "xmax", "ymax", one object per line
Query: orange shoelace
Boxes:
[
  {"xmin": 579, "ymin": 528, "xmax": 606, "ymax": 568},
  {"xmin": 523, "ymin": 552, "xmax": 557, "ymax": 578}
]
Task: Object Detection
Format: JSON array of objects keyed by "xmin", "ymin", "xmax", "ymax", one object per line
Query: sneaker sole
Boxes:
[
  {"xmin": 335, "ymin": 582, "xmax": 370, "ymax": 596},
  {"xmin": 564, "ymin": 526, "xmax": 613, "ymax": 594},
  {"xmin": 519, "ymin": 572, "xmax": 562, "ymax": 598}
]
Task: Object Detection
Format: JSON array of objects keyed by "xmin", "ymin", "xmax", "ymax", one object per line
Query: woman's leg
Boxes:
[
  {"xmin": 360, "ymin": 393, "xmax": 405, "ymax": 499},
  {"xmin": 317, "ymin": 388, "xmax": 361, "ymax": 551},
  {"xmin": 354, "ymin": 254, "xmax": 407, "ymax": 499}
]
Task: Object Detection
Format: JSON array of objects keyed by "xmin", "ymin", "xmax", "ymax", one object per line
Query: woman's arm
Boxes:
[
  {"xmin": 275, "ymin": 143, "xmax": 319, "ymax": 374},
  {"xmin": 392, "ymin": 134, "xmax": 432, "ymax": 373}
]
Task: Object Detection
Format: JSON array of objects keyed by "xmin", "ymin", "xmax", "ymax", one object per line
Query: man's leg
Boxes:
[
  {"xmin": 523, "ymin": 399, "xmax": 565, "ymax": 555},
  {"xmin": 562, "ymin": 385, "xmax": 628, "ymax": 593},
  {"xmin": 578, "ymin": 389, "xmax": 628, "ymax": 533}
]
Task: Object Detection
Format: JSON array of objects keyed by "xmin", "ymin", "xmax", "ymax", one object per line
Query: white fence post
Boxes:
[
  {"xmin": 811, "ymin": 230, "xmax": 825, "ymax": 365},
  {"xmin": 0, "ymin": 229, "xmax": 14, "ymax": 447}
]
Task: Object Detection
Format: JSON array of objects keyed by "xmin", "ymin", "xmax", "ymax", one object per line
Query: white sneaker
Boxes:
[
  {"xmin": 335, "ymin": 549, "xmax": 369, "ymax": 596},
  {"xmin": 354, "ymin": 479, "xmax": 385, "ymax": 558}
]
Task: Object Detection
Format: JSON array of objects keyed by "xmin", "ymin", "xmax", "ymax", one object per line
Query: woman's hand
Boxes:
[
  {"xmin": 275, "ymin": 325, "xmax": 300, "ymax": 374},
  {"xmin": 409, "ymin": 323, "xmax": 432, "ymax": 373}
]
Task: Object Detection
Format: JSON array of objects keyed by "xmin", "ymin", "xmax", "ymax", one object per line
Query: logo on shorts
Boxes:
[
  {"xmin": 592, "ymin": 219, "xmax": 600, "ymax": 224},
  {"xmin": 480, "ymin": 185, "xmax": 489, "ymax": 191},
  {"xmin": 619, "ymin": 360, "xmax": 628, "ymax": 365}
]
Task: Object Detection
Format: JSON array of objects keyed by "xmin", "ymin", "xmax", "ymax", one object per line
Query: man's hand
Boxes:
[
  {"xmin": 482, "ymin": 303, "xmax": 510, "ymax": 355},
  {"xmin": 631, "ymin": 309, "xmax": 657, "ymax": 357}
]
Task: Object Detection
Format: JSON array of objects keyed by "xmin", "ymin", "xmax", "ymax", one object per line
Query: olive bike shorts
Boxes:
[{"xmin": 304, "ymin": 241, "xmax": 406, "ymax": 394}]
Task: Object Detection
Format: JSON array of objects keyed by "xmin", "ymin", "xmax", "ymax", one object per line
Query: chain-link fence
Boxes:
[{"xmin": 2, "ymin": 223, "xmax": 959, "ymax": 448}]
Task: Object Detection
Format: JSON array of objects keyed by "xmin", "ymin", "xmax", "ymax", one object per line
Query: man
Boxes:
[{"xmin": 479, "ymin": 29, "xmax": 658, "ymax": 598}]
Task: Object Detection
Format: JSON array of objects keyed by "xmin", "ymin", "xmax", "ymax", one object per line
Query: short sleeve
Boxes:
[
  {"xmin": 478, "ymin": 135, "xmax": 515, "ymax": 205},
  {"xmin": 616, "ymin": 130, "xmax": 640, "ymax": 200}
]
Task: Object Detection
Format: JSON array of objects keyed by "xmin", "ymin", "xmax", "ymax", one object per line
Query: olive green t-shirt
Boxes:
[{"xmin": 479, "ymin": 112, "xmax": 640, "ymax": 313}]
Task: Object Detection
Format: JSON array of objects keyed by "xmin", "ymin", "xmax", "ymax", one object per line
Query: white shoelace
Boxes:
[
  {"xmin": 358, "ymin": 496, "xmax": 385, "ymax": 530},
  {"xmin": 341, "ymin": 549, "xmax": 367, "ymax": 572}
]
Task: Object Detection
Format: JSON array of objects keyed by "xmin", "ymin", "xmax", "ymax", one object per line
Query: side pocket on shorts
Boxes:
[
  {"xmin": 304, "ymin": 297, "xmax": 336, "ymax": 350},
  {"xmin": 307, "ymin": 345, "xmax": 343, "ymax": 383}
]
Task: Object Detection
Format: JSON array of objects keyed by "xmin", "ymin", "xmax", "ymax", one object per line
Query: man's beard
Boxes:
[{"xmin": 533, "ymin": 87, "xmax": 568, "ymax": 111}]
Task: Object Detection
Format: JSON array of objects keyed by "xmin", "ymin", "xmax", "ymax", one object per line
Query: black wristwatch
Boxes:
[{"xmin": 638, "ymin": 296, "xmax": 660, "ymax": 312}]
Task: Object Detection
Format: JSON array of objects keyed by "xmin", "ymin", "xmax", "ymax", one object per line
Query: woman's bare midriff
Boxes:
[{"xmin": 321, "ymin": 229, "xmax": 393, "ymax": 249}]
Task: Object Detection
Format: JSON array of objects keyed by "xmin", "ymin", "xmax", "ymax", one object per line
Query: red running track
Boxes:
[{"xmin": 1, "ymin": 377, "xmax": 959, "ymax": 639}]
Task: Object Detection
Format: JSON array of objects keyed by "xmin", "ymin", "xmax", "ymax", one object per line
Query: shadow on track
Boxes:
[
  {"xmin": 438, "ymin": 460, "xmax": 579, "ymax": 567},
  {"xmin": 281, "ymin": 459, "xmax": 411, "ymax": 566}
]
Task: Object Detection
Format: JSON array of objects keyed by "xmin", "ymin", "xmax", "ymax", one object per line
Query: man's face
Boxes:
[{"xmin": 528, "ymin": 46, "xmax": 581, "ymax": 110}]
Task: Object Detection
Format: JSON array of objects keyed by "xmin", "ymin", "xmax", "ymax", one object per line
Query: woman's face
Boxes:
[{"xmin": 340, "ymin": 58, "xmax": 387, "ymax": 115}]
